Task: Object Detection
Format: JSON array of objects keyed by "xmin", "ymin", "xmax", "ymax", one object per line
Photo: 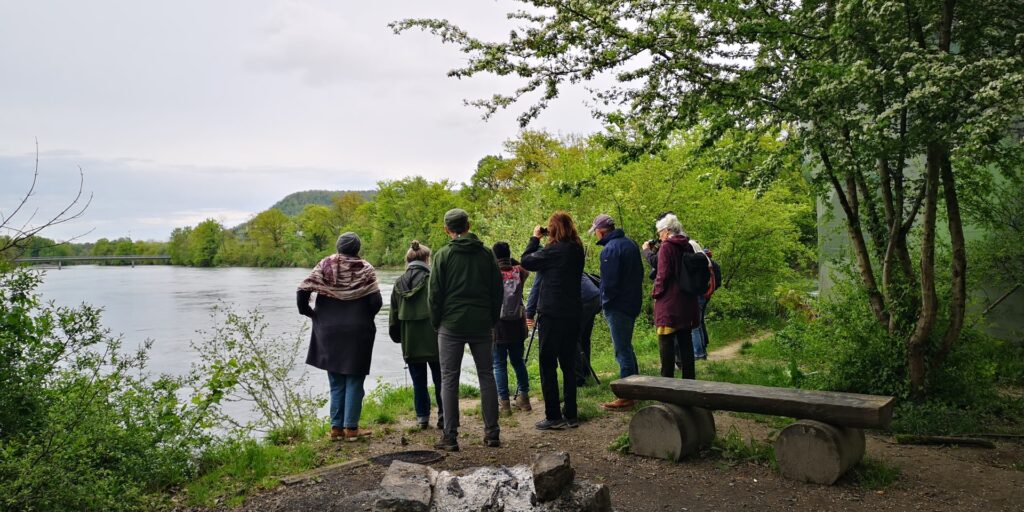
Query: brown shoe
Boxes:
[
  {"xmin": 514, "ymin": 393, "xmax": 532, "ymax": 412},
  {"xmin": 499, "ymin": 399, "xmax": 513, "ymax": 417},
  {"xmin": 601, "ymin": 398, "xmax": 636, "ymax": 411},
  {"xmin": 329, "ymin": 426, "xmax": 345, "ymax": 441},
  {"xmin": 343, "ymin": 427, "xmax": 373, "ymax": 442}
]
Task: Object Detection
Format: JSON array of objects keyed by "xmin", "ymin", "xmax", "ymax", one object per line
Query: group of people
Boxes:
[{"xmin": 296, "ymin": 208, "xmax": 708, "ymax": 451}]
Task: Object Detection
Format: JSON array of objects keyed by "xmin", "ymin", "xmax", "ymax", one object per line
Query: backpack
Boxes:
[
  {"xmin": 679, "ymin": 250, "xmax": 720, "ymax": 299},
  {"xmin": 499, "ymin": 266, "xmax": 526, "ymax": 321}
]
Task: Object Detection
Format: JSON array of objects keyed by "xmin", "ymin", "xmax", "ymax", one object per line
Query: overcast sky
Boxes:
[{"xmin": 0, "ymin": 1, "xmax": 603, "ymax": 242}]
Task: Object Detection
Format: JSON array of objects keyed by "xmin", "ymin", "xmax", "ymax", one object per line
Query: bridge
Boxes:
[{"xmin": 13, "ymin": 255, "xmax": 172, "ymax": 268}]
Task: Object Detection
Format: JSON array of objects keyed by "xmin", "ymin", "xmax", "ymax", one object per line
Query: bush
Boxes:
[{"xmin": 0, "ymin": 266, "xmax": 215, "ymax": 511}]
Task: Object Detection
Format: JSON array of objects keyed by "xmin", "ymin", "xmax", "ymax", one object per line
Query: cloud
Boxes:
[{"xmin": 137, "ymin": 209, "xmax": 256, "ymax": 229}]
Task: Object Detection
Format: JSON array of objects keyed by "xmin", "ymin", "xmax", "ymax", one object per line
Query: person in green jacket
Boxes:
[
  {"xmin": 429, "ymin": 208, "xmax": 503, "ymax": 452},
  {"xmin": 389, "ymin": 240, "xmax": 443, "ymax": 430}
]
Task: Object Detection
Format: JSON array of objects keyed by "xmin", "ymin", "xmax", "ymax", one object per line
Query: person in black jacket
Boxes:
[
  {"xmin": 297, "ymin": 232, "xmax": 383, "ymax": 442},
  {"xmin": 521, "ymin": 211, "xmax": 585, "ymax": 430}
]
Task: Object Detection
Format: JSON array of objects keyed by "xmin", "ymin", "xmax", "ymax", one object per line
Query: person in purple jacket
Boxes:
[{"xmin": 643, "ymin": 214, "xmax": 700, "ymax": 379}]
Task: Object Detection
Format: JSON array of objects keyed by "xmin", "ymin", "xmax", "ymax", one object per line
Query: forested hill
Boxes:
[{"xmin": 269, "ymin": 190, "xmax": 375, "ymax": 217}]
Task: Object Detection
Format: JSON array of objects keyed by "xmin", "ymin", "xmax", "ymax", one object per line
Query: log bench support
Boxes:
[
  {"xmin": 630, "ymin": 405, "xmax": 865, "ymax": 483},
  {"xmin": 774, "ymin": 420, "xmax": 865, "ymax": 485},
  {"xmin": 628, "ymin": 404, "xmax": 715, "ymax": 461}
]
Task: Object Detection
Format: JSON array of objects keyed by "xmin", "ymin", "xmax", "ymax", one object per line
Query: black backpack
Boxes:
[{"xmin": 678, "ymin": 251, "xmax": 719, "ymax": 299}]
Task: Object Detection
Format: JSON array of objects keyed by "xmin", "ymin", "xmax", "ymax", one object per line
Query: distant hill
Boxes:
[{"xmin": 269, "ymin": 190, "xmax": 375, "ymax": 217}]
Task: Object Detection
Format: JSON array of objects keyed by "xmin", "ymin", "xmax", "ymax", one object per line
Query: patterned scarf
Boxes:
[{"xmin": 297, "ymin": 254, "xmax": 379, "ymax": 301}]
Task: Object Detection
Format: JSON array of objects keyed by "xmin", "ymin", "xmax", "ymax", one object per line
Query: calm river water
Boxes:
[{"xmin": 34, "ymin": 265, "xmax": 475, "ymax": 422}]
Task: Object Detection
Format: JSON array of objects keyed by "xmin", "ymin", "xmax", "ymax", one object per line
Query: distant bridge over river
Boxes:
[{"xmin": 13, "ymin": 255, "xmax": 172, "ymax": 268}]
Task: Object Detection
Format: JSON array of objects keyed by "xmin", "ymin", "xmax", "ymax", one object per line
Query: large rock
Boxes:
[
  {"xmin": 374, "ymin": 460, "xmax": 437, "ymax": 512},
  {"xmin": 433, "ymin": 465, "xmax": 535, "ymax": 512},
  {"xmin": 545, "ymin": 482, "xmax": 612, "ymax": 512},
  {"xmin": 531, "ymin": 452, "xmax": 575, "ymax": 502},
  {"xmin": 629, "ymin": 403, "xmax": 714, "ymax": 461},
  {"xmin": 774, "ymin": 419, "xmax": 865, "ymax": 485}
]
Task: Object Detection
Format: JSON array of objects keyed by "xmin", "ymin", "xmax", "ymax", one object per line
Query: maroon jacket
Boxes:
[{"xmin": 652, "ymin": 236, "xmax": 700, "ymax": 330}]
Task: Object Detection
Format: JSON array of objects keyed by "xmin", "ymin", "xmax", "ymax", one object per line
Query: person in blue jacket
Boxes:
[{"xmin": 588, "ymin": 214, "xmax": 644, "ymax": 410}]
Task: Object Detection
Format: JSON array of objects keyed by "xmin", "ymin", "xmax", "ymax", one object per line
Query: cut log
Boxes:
[
  {"xmin": 774, "ymin": 420, "xmax": 865, "ymax": 485},
  {"xmin": 611, "ymin": 375, "xmax": 894, "ymax": 429},
  {"xmin": 628, "ymin": 403, "xmax": 710, "ymax": 461}
]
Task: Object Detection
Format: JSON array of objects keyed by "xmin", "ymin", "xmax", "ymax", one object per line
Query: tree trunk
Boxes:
[
  {"xmin": 933, "ymin": 150, "xmax": 967, "ymax": 368},
  {"xmin": 907, "ymin": 143, "xmax": 942, "ymax": 400}
]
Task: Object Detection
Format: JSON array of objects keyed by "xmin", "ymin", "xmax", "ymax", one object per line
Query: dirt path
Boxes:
[
  {"xmin": 237, "ymin": 393, "xmax": 1024, "ymax": 511},
  {"xmin": 707, "ymin": 330, "xmax": 774, "ymax": 361}
]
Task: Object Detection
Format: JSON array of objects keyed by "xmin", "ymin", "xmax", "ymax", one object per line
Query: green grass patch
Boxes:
[
  {"xmin": 698, "ymin": 359, "xmax": 792, "ymax": 387},
  {"xmin": 185, "ymin": 437, "xmax": 340, "ymax": 507},
  {"xmin": 1013, "ymin": 460, "xmax": 1024, "ymax": 472},
  {"xmin": 608, "ymin": 431, "xmax": 630, "ymax": 454},
  {"xmin": 848, "ymin": 457, "xmax": 900, "ymax": 490},
  {"xmin": 712, "ymin": 427, "xmax": 776, "ymax": 467},
  {"xmin": 459, "ymin": 383, "xmax": 481, "ymax": 398}
]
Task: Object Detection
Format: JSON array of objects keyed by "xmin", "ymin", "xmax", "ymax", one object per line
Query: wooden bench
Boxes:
[{"xmin": 609, "ymin": 375, "xmax": 896, "ymax": 484}]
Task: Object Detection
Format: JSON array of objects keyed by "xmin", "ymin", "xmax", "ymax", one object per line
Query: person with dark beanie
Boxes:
[
  {"xmin": 491, "ymin": 241, "xmax": 532, "ymax": 415},
  {"xmin": 521, "ymin": 211, "xmax": 585, "ymax": 430},
  {"xmin": 428, "ymin": 208, "xmax": 503, "ymax": 451},
  {"xmin": 297, "ymin": 232, "xmax": 382, "ymax": 442}
]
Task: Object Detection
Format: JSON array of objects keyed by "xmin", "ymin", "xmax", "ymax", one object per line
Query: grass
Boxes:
[
  {"xmin": 608, "ymin": 431, "xmax": 630, "ymax": 453},
  {"xmin": 185, "ymin": 431, "xmax": 343, "ymax": 508},
  {"xmin": 848, "ymin": 458, "xmax": 901, "ymax": 490},
  {"xmin": 711, "ymin": 426, "xmax": 776, "ymax": 467}
]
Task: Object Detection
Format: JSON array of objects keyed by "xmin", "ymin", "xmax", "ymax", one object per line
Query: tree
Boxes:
[
  {"xmin": 395, "ymin": 1, "xmax": 1024, "ymax": 398},
  {"xmin": 296, "ymin": 204, "xmax": 341, "ymax": 253},
  {"xmin": 247, "ymin": 209, "xmax": 292, "ymax": 267},
  {"xmin": 188, "ymin": 220, "xmax": 224, "ymax": 267},
  {"xmin": 332, "ymin": 191, "xmax": 367, "ymax": 228},
  {"xmin": 1, "ymin": 143, "xmax": 92, "ymax": 258}
]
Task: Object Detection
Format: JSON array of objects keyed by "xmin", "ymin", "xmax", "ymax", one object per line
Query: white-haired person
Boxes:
[{"xmin": 642, "ymin": 214, "xmax": 701, "ymax": 379}]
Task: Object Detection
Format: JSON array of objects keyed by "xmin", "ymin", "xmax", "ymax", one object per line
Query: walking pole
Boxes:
[{"xmin": 513, "ymin": 318, "xmax": 539, "ymax": 402}]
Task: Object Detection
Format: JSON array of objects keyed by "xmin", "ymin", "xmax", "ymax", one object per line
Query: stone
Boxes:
[
  {"xmin": 433, "ymin": 465, "xmax": 535, "ymax": 512},
  {"xmin": 531, "ymin": 452, "xmax": 575, "ymax": 502},
  {"xmin": 629, "ymin": 403, "xmax": 713, "ymax": 461},
  {"xmin": 373, "ymin": 461, "xmax": 436, "ymax": 512},
  {"xmin": 549, "ymin": 482, "xmax": 611, "ymax": 512},
  {"xmin": 774, "ymin": 419, "xmax": 866, "ymax": 485}
]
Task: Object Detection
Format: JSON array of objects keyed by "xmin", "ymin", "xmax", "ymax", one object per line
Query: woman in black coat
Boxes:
[
  {"xmin": 521, "ymin": 211, "xmax": 585, "ymax": 431},
  {"xmin": 297, "ymin": 232, "xmax": 382, "ymax": 441}
]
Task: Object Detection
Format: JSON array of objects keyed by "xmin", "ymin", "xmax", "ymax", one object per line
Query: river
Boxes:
[{"xmin": 34, "ymin": 265, "xmax": 475, "ymax": 424}]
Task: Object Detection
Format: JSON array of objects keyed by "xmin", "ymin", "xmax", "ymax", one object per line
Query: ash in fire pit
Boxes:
[{"xmin": 369, "ymin": 450, "xmax": 445, "ymax": 467}]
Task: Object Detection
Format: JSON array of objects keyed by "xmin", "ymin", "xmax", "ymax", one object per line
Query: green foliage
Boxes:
[
  {"xmin": 712, "ymin": 427, "xmax": 776, "ymax": 467},
  {"xmin": 0, "ymin": 266, "xmax": 216, "ymax": 511},
  {"xmin": 608, "ymin": 431, "xmax": 630, "ymax": 454},
  {"xmin": 190, "ymin": 307, "xmax": 325, "ymax": 438},
  {"xmin": 189, "ymin": 219, "xmax": 224, "ymax": 267},
  {"xmin": 848, "ymin": 458, "xmax": 901, "ymax": 490},
  {"xmin": 184, "ymin": 438, "xmax": 328, "ymax": 508},
  {"xmin": 270, "ymin": 189, "xmax": 374, "ymax": 217}
]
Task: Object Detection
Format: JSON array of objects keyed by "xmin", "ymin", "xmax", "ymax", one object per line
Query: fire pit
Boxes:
[{"xmin": 368, "ymin": 450, "xmax": 444, "ymax": 466}]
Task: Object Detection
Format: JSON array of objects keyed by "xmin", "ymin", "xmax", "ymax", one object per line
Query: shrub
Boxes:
[{"xmin": 0, "ymin": 266, "xmax": 215, "ymax": 511}]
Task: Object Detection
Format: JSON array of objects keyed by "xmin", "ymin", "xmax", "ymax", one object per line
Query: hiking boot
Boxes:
[
  {"xmin": 417, "ymin": 417, "xmax": 429, "ymax": 430},
  {"xmin": 535, "ymin": 418, "xmax": 567, "ymax": 430},
  {"xmin": 483, "ymin": 434, "xmax": 501, "ymax": 448},
  {"xmin": 601, "ymin": 398, "xmax": 636, "ymax": 411},
  {"xmin": 565, "ymin": 417, "xmax": 579, "ymax": 428},
  {"xmin": 343, "ymin": 427, "xmax": 372, "ymax": 442},
  {"xmin": 499, "ymin": 399, "xmax": 513, "ymax": 417},
  {"xmin": 329, "ymin": 426, "xmax": 345, "ymax": 441},
  {"xmin": 434, "ymin": 433, "xmax": 459, "ymax": 452},
  {"xmin": 515, "ymin": 393, "xmax": 532, "ymax": 412},
  {"xmin": 436, "ymin": 416, "xmax": 445, "ymax": 430}
]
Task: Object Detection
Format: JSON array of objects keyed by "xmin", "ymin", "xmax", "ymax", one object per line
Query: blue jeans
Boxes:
[
  {"xmin": 604, "ymin": 309, "xmax": 638, "ymax": 378},
  {"xmin": 492, "ymin": 342, "xmax": 530, "ymax": 400},
  {"xmin": 691, "ymin": 296, "xmax": 708, "ymax": 359},
  {"xmin": 408, "ymin": 361, "xmax": 443, "ymax": 422},
  {"xmin": 327, "ymin": 372, "xmax": 366, "ymax": 429}
]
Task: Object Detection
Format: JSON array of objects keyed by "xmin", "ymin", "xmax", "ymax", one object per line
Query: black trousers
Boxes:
[
  {"xmin": 538, "ymin": 314, "xmax": 581, "ymax": 421},
  {"xmin": 659, "ymin": 330, "xmax": 695, "ymax": 379}
]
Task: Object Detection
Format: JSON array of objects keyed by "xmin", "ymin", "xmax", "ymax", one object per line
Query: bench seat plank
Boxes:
[{"xmin": 610, "ymin": 376, "xmax": 895, "ymax": 429}]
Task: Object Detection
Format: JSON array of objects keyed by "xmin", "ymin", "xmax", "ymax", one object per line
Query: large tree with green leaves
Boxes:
[{"xmin": 395, "ymin": 1, "xmax": 1024, "ymax": 398}]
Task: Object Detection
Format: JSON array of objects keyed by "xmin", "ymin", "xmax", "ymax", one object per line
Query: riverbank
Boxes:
[{"xmin": 174, "ymin": 325, "xmax": 1024, "ymax": 511}]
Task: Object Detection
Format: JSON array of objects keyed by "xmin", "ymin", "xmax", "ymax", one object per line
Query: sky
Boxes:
[{"xmin": 0, "ymin": 1, "xmax": 603, "ymax": 242}]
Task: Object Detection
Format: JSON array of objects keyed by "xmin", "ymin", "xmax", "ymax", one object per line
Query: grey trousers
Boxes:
[{"xmin": 438, "ymin": 328, "xmax": 500, "ymax": 439}]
